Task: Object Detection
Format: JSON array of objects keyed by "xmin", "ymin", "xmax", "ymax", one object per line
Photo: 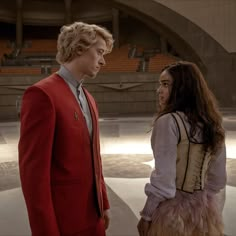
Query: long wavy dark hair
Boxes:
[{"xmin": 158, "ymin": 61, "xmax": 225, "ymax": 154}]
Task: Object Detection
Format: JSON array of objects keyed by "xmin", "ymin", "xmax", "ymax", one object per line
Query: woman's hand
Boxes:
[{"xmin": 137, "ymin": 218, "xmax": 151, "ymax": 236}]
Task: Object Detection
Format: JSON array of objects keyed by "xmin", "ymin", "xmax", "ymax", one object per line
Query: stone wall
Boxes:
[{"xmin": 0, "ymin": 72, "xmax": 158, "ymax": 121}]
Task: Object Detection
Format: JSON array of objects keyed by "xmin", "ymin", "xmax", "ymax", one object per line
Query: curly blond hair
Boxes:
[{"xmin": 56, "ymin": 22, "xmax": 114, "ymax": 64}]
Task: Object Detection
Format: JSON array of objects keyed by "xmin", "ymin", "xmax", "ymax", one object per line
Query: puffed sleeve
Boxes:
[
  {"xmin": 205, "ymin": 144, "xmax": 227, "ymax": 193},
  {"xmin": 140, "ymin": 113, "xmax": 179, "ymax": 221}
]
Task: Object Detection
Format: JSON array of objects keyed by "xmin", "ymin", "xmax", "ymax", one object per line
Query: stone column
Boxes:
[
  {"xmin": 16, "ymin": 0, "xmax": 23, "ymax": 49},
  {"xmin": 64, "ymin": 0, "xmax": 72, "ymax": 24},
  {"xmin": 112, "ymin": 8, "xmax": 119, "ymax": 48},
  {"xmin": 160, "ymin": 36, "xmax": 168, "ymax": 53}
]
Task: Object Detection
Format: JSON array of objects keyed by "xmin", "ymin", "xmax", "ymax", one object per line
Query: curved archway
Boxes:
[{"xmin": 106, "ymin": 0, "xmax": 234, "ymax": 106}]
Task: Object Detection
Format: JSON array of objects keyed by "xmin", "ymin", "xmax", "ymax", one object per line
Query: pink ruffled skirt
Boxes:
[{"xmin": 148, "ymin": 190, "xmax": 224, "ymax": 236}]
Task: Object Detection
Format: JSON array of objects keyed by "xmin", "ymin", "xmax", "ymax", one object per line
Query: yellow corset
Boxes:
[{"xmin": 171, "ymin": 112, "xmax": 212, "ymax": 193}]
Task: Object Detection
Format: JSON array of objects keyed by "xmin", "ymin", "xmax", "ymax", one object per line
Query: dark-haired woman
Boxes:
[{"xmin": 137, "ymin": 61, "xmax": 226, "ymax": 236}]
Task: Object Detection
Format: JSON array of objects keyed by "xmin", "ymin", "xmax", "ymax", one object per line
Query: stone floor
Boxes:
[{"xmin": 0, "ymin": 111, "xmax": 236, "ymax": 236}]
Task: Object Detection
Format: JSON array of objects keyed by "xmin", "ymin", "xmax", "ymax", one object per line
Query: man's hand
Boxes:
[
  {"xmin": 103, "ymin": 210, "xmax": 110, "ymax": 230},
  {"xmin": 137, "ymin": 218, "xmax": 151, "ymax": 236}
]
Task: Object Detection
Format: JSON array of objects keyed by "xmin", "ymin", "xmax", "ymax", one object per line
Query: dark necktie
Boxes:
[
  {"xmin": 76, "ymin": 83, "xmax": 92, "ymax": 137},
  {"xmin": 76, "ymin": 84, "xmax": 84, "ymax": 111}
]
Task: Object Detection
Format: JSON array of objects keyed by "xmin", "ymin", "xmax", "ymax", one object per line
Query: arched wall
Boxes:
[
  {"xmin": 154, "ymin": 0, "xmax": 236, "ymax": 53},
  {"xmin": 108, "ymin": 0, "xmax": 235, "ymax": 106}
]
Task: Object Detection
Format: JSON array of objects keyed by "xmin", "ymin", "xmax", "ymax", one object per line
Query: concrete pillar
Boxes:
[
  {"xmin": 160, "ymin": 36, "xmax": 168, "ymax": 53},
  {"xmin": 64, "ymin": 0, "xmax": 72, "ymax": 24},
  {"xmin": 112, "ymin": 8, "xmax": 119, "ymax": 48},
  {"xmin": 16, "ymin": 0, "xmax": 23, "ymax": 49}
]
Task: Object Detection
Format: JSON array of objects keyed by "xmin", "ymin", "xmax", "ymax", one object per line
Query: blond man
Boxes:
[{"xmin": 19, "ymin": 22, "xmax": 114, "ymax": 236}]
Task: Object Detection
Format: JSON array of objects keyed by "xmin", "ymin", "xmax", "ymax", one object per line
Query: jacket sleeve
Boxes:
[
  {"xmin": 97, "ymin": 123, "xmax": 109, "ymax": 211},
  {"xmin": 91, "ymin": 95, "xmax": 110, "ymax": 211},
  {"xmin": 18, "ymin": 86, "xmax": 60, "ymax": 236},
  {"xmin": 101, "ymin": 171, "xmax": 110, "ymax": 210}
]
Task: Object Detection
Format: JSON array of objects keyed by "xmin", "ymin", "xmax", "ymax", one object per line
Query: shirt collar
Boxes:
[{"xmin": 57, "ymin": 65, "xmax": 84, "ymax": 89}]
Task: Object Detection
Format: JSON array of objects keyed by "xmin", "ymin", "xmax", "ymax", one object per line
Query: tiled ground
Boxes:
[{"xmin": 0, "ymin": 111, "xmax": 236, "ymax": 236}]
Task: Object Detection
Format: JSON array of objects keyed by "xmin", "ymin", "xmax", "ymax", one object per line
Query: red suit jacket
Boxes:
[{"xmin": 18, "ymin": 74, "xmax": 109, "ymax": 236}]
